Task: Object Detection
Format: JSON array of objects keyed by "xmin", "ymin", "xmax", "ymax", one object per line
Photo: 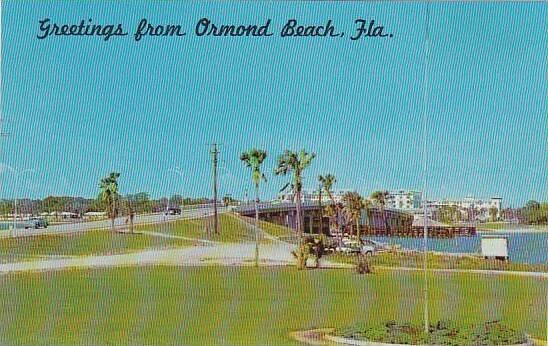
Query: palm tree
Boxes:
[
  {"xmin": 275, "ymin": 150, "xmax": 316, "ymax": 242},
  {"xmin": 371, "ymin": 190, "xmax": 390, "ymax": 233},
  {"xmin": 323, "ymin": 204, "xmax": 337, "ymax": 235},
  {"xmin": 342, "ymin": 192, "xmax": 364, "ymax": 241},
  {"xmin": 240, "ymin": 148, "xmax": 267, "ymax": 267},
  {"xmin": 319, "ymin": 174, "xmax": 341, "ymax": 241},
  {"xmin": 318, "ymin": 174, "xmax": 336, "ymax": 203},
  {"xmin": 317, "ymin": 174, "xmax": 335, "ymax": 236},
  {"xmin": 317, "ymin": 181, "xmax": 323, "ymax": 235},
  {"xmin": 99, "ymin": 172, "xmax": 121, "ymax": 232}
]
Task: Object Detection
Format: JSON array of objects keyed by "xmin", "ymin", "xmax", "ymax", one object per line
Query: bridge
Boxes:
[
  {"xmin": 235, "ymin": 202, "xmax": 475, "ymax": 238},
  {"xmin": 234, "ymin": 202, "xmax": 414, "ymax": 236}
]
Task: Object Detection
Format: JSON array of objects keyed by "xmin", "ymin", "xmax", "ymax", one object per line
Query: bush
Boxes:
[
  {"xmin": 356, "ymin": 254, "xmax": 372, "ymax": 274},
  {"xmin": 291, "ymin": 243, "xmax": 310, "ymax": 270},
  {"xmin": 307, "ymin": 236, "xmax": 326, "ymax": 268},
  {"xmin": 291, "ymin": 236, "xmax": 327, "ymax": 269},
  {"xmin": 334, "ymin": 321, "xmax": 527, "ymax": 345}
]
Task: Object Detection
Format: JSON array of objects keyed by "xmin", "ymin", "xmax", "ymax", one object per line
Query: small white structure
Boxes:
[
  {"xmin": 83, "ymin": 211, "xmax": 107, "ymax": 219},
  {"xmin": 481, "ymin": 235, "xmax": 509, "ymax": 261}
]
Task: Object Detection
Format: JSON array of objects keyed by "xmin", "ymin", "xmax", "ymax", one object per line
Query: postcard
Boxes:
[{"xmin": 0, "ymin": 1, "xmax": 546, "ymax": 345}]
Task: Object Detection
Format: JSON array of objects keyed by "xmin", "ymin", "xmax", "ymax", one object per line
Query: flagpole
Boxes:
[{"xmin": 422, "ymin": 0, "xmax": 431, "ymax": 334}]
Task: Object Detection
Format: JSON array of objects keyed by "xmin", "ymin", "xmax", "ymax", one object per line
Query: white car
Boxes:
[
  {"xmin": 362, "ymin": 239, "xmax": 388, "ymax": 252},
  {"xmin": 335, "ymin": 239, "xmax": 361, "ymax": 254},
  {"xmin": 336, "ymin": 240, "xmax": 375, "ymax": 255},
  {"xmin": 361, "ymin": 243, "xmax": 375, "ymax": 256}
]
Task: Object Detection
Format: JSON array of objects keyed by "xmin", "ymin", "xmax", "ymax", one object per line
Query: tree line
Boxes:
[{"xmin": 0, "ymin": 193, "xmax": 214, "ymax": 217}]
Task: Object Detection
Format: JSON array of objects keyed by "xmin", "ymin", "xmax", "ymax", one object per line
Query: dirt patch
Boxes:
[{"xmin": 289, "ymin": 328, "xmax": 334, "ymax": 345}]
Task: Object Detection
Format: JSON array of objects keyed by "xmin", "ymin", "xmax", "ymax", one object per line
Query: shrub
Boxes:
[
  {"xmin": 356, "ymin": 254, "xmax": 372, "ymax": 274},
  {"xmin": 334, "ymin": 321, "xmax": 527, "ymax": 345},
  {"xmin": 292, "ymin": 236, "xmax": 326, "ymax": 269},
  {"xmin": 307, "ymin": 236, "xmax": 326, "ymax": 268},
  {"xmin": 291, "ymin": 243, "xmax": 310, "ymax": 270}
]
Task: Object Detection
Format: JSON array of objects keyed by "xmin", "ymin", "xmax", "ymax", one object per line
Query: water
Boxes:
[{"xmin": 365, "ymin": 230, "xmax": 548, "ymax": 265}]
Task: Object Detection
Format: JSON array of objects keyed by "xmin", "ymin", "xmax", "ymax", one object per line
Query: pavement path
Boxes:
[
  {"xmin": 138, "ymin": 230, "xmax": 217, "ymax": 244},
  {"xmin": 0, "ymin": 241, "xmax": 297, "ymax": 273}
]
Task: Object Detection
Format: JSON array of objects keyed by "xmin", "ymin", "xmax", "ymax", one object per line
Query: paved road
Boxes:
[
  {"xmin": 0, "ymin": 241, "xmax": 298, "ymax": 273},
  {"xmin": 0, "ymin": 207, "xmax": 228, "ymax": 239}
]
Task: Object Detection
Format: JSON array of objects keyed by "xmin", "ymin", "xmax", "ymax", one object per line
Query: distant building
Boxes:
[
  {"xmin": 427, "ymin": 196, "xmax": 503, "ymax": 220},
  {"xmin": 386, "ymin": 190, "xmax": 423, "ymax": 210}
]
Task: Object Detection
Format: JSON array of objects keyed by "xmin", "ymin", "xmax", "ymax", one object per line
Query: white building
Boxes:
[
  {"xmin": 428, "ymin": 196, "xmax": 503, "ymax": 219},
  {"xmin": 386, "ymin": 190, "xmax": 422, "ymax": 210}
]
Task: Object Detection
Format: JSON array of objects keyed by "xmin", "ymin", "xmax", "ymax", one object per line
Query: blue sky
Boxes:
[{"xmin": 2, "ymin": 1, "xmax": 546, "ymax": 207}]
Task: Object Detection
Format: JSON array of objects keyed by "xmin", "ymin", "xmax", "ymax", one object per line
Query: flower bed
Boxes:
[{"xmin": 332, "ymin": 320, "xmax": 530, "ymax": 345}]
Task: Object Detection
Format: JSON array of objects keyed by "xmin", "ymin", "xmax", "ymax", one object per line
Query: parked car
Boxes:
[
  {"xmin": 23, "ymin": 217, "xmax": 48, "ymax": 229},
  {"xmin": 362, "ymin": 239, "xmax": 389, "ymax": 252},
  {"xmin": 335, "ymin": 239, "xmax": 382, "ymax": 255},
  {"xmin": 361, "ymin": 242, "xmax": 376, "ymax": 256},
  {"xmin": 336, "ymin": 240, "xmax": 363, "ymax": 254},
  {"xmin": 165, "ymin": 207, "xmax": 182, "ymax": 215}
]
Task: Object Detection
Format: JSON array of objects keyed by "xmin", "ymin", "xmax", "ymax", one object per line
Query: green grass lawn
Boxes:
[
  {"xmin": 150, "ymin": 213, "xmax": 260, "ymax": 243},
  {"xmin": 479, "ymin": 222, "xmax": 510, "ymax": 230},
  {"xmin": 330, "ymin": 252, "xmax": 548, "ymax": 273},
  {"xmin": 256, "ymin": 219, "xmax": 295, "ymax": 238},
  {"xmin": 0, "ymin": 266, "xmax": 545, "ymax": 345},
  {"xmin": 0, "ymin": 230, "xmax": 191, "ymax": 263},
  {"xmin": 0, "ymin": 215, "xmax": 252, "ymax": 263}
]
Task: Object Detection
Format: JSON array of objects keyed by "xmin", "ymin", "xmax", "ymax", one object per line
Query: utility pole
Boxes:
[
  {"xmin": 209, "ymin": 143, "xmax": 220, "ymax": 235},
  {"xmin": 11, "ymin": 168, "xmax": 34, "ymax": 232}
]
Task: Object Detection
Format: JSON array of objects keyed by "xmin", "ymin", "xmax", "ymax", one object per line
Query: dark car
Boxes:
[
  {"xmin": 24, "ymin": 217, "xmax": 48, "ymax": 229},
  {"xmin": 165, "ymin": 207, "xmax": 182, "ymax": 215}
]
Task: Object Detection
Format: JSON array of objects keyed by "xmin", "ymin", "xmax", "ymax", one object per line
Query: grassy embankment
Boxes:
[
  {"xmin": 0, "ymin": 214, "xmax": 253, "ymax": 263},
  {"xmin": 329, "ymin": 251, "xmax": 548, "ymax": 273},
  {"xmin": 479, "ymin": 222, "xmax": 548, "ymax": 232},
  {"xmin": 0, "ymin": 266, "xmax": 545, "ymax": 345},
  {"xmin": 479, "ymin": 222, "xmax": 509, "ymax": 230},
  {"xmin": 152, "ymin": 213, "xmax": 261, "ymax": 243}
]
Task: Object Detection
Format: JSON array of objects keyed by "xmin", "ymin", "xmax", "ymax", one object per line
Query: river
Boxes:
[{"xmin": 365, "ymin": 230, "xmax": 547, "ymax": 265}]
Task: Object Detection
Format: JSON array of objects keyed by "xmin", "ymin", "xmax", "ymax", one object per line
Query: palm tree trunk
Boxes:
[
  {"xmin": 383, "ymin": 207, "xmax": 389, "ymax": 234},
  {"xmin": 356, "ymin": 218, "xmax": 361, "ymax": 243},
  {"xmin": 295, "ymin": 181, "xmax": 303, "ymax": 242},
  {"xmin": 318, "ymin": 188, "xmax": 323, "ymax": 236},
  {"xmin": 110, "ymin": 199, "xmax": 116, "ymax": 232},
  {"xmin": 295, "ymin": 191, "xmax": 302, "ymax": 242},
  {"xmin": 254, "ymin": 185, "xmax": 260, "ymax": 267},
  {"xmin": 326, "ymin": 190, "xmax": 341, "ymax": 245}
]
